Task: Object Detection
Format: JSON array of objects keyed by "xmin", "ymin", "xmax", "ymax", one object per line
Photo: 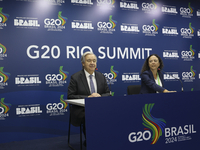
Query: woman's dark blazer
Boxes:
[{"xmin": 140, "ymin": 70, "xmax": 165, "ymax": 94}]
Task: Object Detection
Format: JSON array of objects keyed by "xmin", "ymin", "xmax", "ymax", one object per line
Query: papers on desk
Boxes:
[{"xmin": 65, "ymin": 99, "xmax": 85, "ymax": 107}]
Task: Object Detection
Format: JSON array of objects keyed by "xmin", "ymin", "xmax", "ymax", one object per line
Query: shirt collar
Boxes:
[{"xmin": 84, "ymin": 69, "xmax": 95, "ymax": 78}]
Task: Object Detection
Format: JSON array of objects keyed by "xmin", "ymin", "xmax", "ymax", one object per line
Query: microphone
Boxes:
[
  {"xmin": 158, "ymin": 68, "xmax": 184, "ymax": 92},
  {"xmin": 96, "ymin": 68, "xmax": 112, "ymax": 96}
]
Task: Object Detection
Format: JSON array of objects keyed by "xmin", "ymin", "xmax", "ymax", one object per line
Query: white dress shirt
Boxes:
[{"xmin": 84, "ymin": 69, "xmax": 97, "ymax": 93}]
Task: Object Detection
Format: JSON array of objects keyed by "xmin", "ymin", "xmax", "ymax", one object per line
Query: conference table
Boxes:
[{"xmin": 66, "ymin": 91, "xmax": 200, "ymax": 150}]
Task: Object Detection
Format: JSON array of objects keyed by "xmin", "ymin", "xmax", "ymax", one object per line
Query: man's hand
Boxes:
[
  {"xmin": 88, "ymin": 93, "xmax": 101, "ymax": 97},
  {"xmin": 163, "ymin": 89, "xmax": 177, "ymax": 93}
]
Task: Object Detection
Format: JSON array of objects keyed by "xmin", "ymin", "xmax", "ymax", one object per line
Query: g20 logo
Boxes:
[
  {"xmin": 181, "ymin": 51, "xmax": 193, "ymax": 57},
  {"xmin": 181, "ymin": 28, "xmax": 192, "ymax": 34},
  {"xmin": 104, "ymin": 73, "xmax": 114, "ymax": 80},
  {"xmin": 180, "ymin": 7, "xmax": 191, "ymax": 14},
  {"xmin": 44, "ymin": 18, "xmax": 62, "ymax": 26},
  {"xmin": 97, "ymin": 22, "xmax": 113, "ymax": 29},
  {"xmin": 142, "ymin": 3, "xmax": 156, "ymax": 10},
  {"xmin": 45, "ymin": 74, "xmax": 63, "ymax": 81},
  {"xmin": 142, "ymin": 25, "xmax": 155, "ymax": 32},
  {"xmin": 46, "ymin": 103, "xmax": 64, "ymax": 110},
  {"xmin": 97, "ymin": 0, "xmax": 113, "ymax": 4},
  {"xmin": 128, "ymin": 130, "xmax": 151, "ymax": 143},
  {"xmin": 182, "ymin": 72, "xmax": 193, "ymax": 78}
]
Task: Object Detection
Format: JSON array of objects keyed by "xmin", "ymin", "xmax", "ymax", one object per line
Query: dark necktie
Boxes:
[{"xmin": 89, "ymin": 75, "xmax": 95, "ymax": 94}]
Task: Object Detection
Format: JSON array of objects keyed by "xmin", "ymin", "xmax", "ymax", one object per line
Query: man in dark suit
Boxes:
[{"xmin": 67, "ymin": 51, "xmax": 110, "ymax": 146}]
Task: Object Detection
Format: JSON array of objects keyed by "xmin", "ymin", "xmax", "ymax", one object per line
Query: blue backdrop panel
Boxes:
[
  {"xmin": 0, "ymin": 0, "xmax": 200, "ymax": 143},
  {"xmin": 0, "ymin": 91, "xmax": 69, "ymax": 143}
]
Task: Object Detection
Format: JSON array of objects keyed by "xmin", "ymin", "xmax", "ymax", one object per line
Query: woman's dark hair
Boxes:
[{"xmin": 140, "ymin": 54, "xmax": 164, "ymax": 75}]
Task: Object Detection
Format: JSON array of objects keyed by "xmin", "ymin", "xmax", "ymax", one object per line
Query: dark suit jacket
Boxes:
[
  {"xmin": 140, "ymin": 70, "xmax": 165, "ymax": 94},
  {"xmin": 67, "ymin": 69, "xmax": 110, "ymax": 126}
]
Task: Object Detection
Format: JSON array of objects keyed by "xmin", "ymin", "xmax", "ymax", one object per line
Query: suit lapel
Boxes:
[
  {"xmin": 149, "ymin": 70, "xmax": 155, "ymax": 82},
  {"xmin": 158, "ymin": 72, "xmax": 164, "ymax": 87},
  {"xmin": 80, "ymin": 70, "xmax": 90, "ymax": 95},
  {"xmin": 149, "ymin": 70, "xmax": 164, "ymax": 87}
]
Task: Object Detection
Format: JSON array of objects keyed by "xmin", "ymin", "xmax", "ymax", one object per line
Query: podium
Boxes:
[{"xmin": 85, "ymin": 91, "xmax": 200, "ymax": 150}]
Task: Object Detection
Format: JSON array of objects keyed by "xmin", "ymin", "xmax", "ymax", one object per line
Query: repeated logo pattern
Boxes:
[
  {"xmin": 152, "ymin": 0, "xmax": 157, "ymax": 9},
  {"xmin": 0, "ymin": 67, "xmax": 10, "ymax": 82},
  {"xmin": 189, "ymin": 23, "xmax": 195, "ymax": 34},
  {"xmin": 0, "ymin": 43, "xmax": 6, "ymax": 54},
  {"xmin": 60, "ymin": 95, "xmax": 68, "ymax": 109},
  {"xmin": 109, "ymin": 15, "xmax": 117, "ymax": 29},
  {"xmin": 190, "ymin": 45, "xmax": 196, "ymax": 56},
  {"xmin": 110, "ymin": 66, "xmax": 119, "ymax": 79},
  {"xmin": 190, "ymin": 66, "xmax": 196, "ymax": 77},
  {"xmin": 0, "ymin": 98, "xmax": 11, "ymax": 114},
  {"xmin": 59, "ymin": 66, "xmax": 69, "ymax": 81},
  {"xmin": 188, "ymin": 2, "xmax": 194, "ymax": 14},
  {"xmin": 0, "ymin": 8, "xmax": 9, "ymax": 23},
  {"xmin": 58, "ymin": 11, "xmax": 68, "ymax": 26},
  {"xmin": 152, "ymin": 19, "xmax": 159, "ymax": 31}
]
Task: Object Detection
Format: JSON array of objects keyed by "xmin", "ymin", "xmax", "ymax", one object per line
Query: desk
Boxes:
[{"xmin": 65, "ymin": 99, "xmax": 85, "ymax": 107}]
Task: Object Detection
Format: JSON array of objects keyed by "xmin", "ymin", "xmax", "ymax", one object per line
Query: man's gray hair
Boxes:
[{"xmin": 81, "ymin": 51, "xmax": 97, "ymax": 63}]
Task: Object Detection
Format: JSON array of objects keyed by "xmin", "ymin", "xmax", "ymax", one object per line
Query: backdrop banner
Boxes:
[{"xmin": 0, "ymin": 0, "xmax": 200, "ymax": 143}]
